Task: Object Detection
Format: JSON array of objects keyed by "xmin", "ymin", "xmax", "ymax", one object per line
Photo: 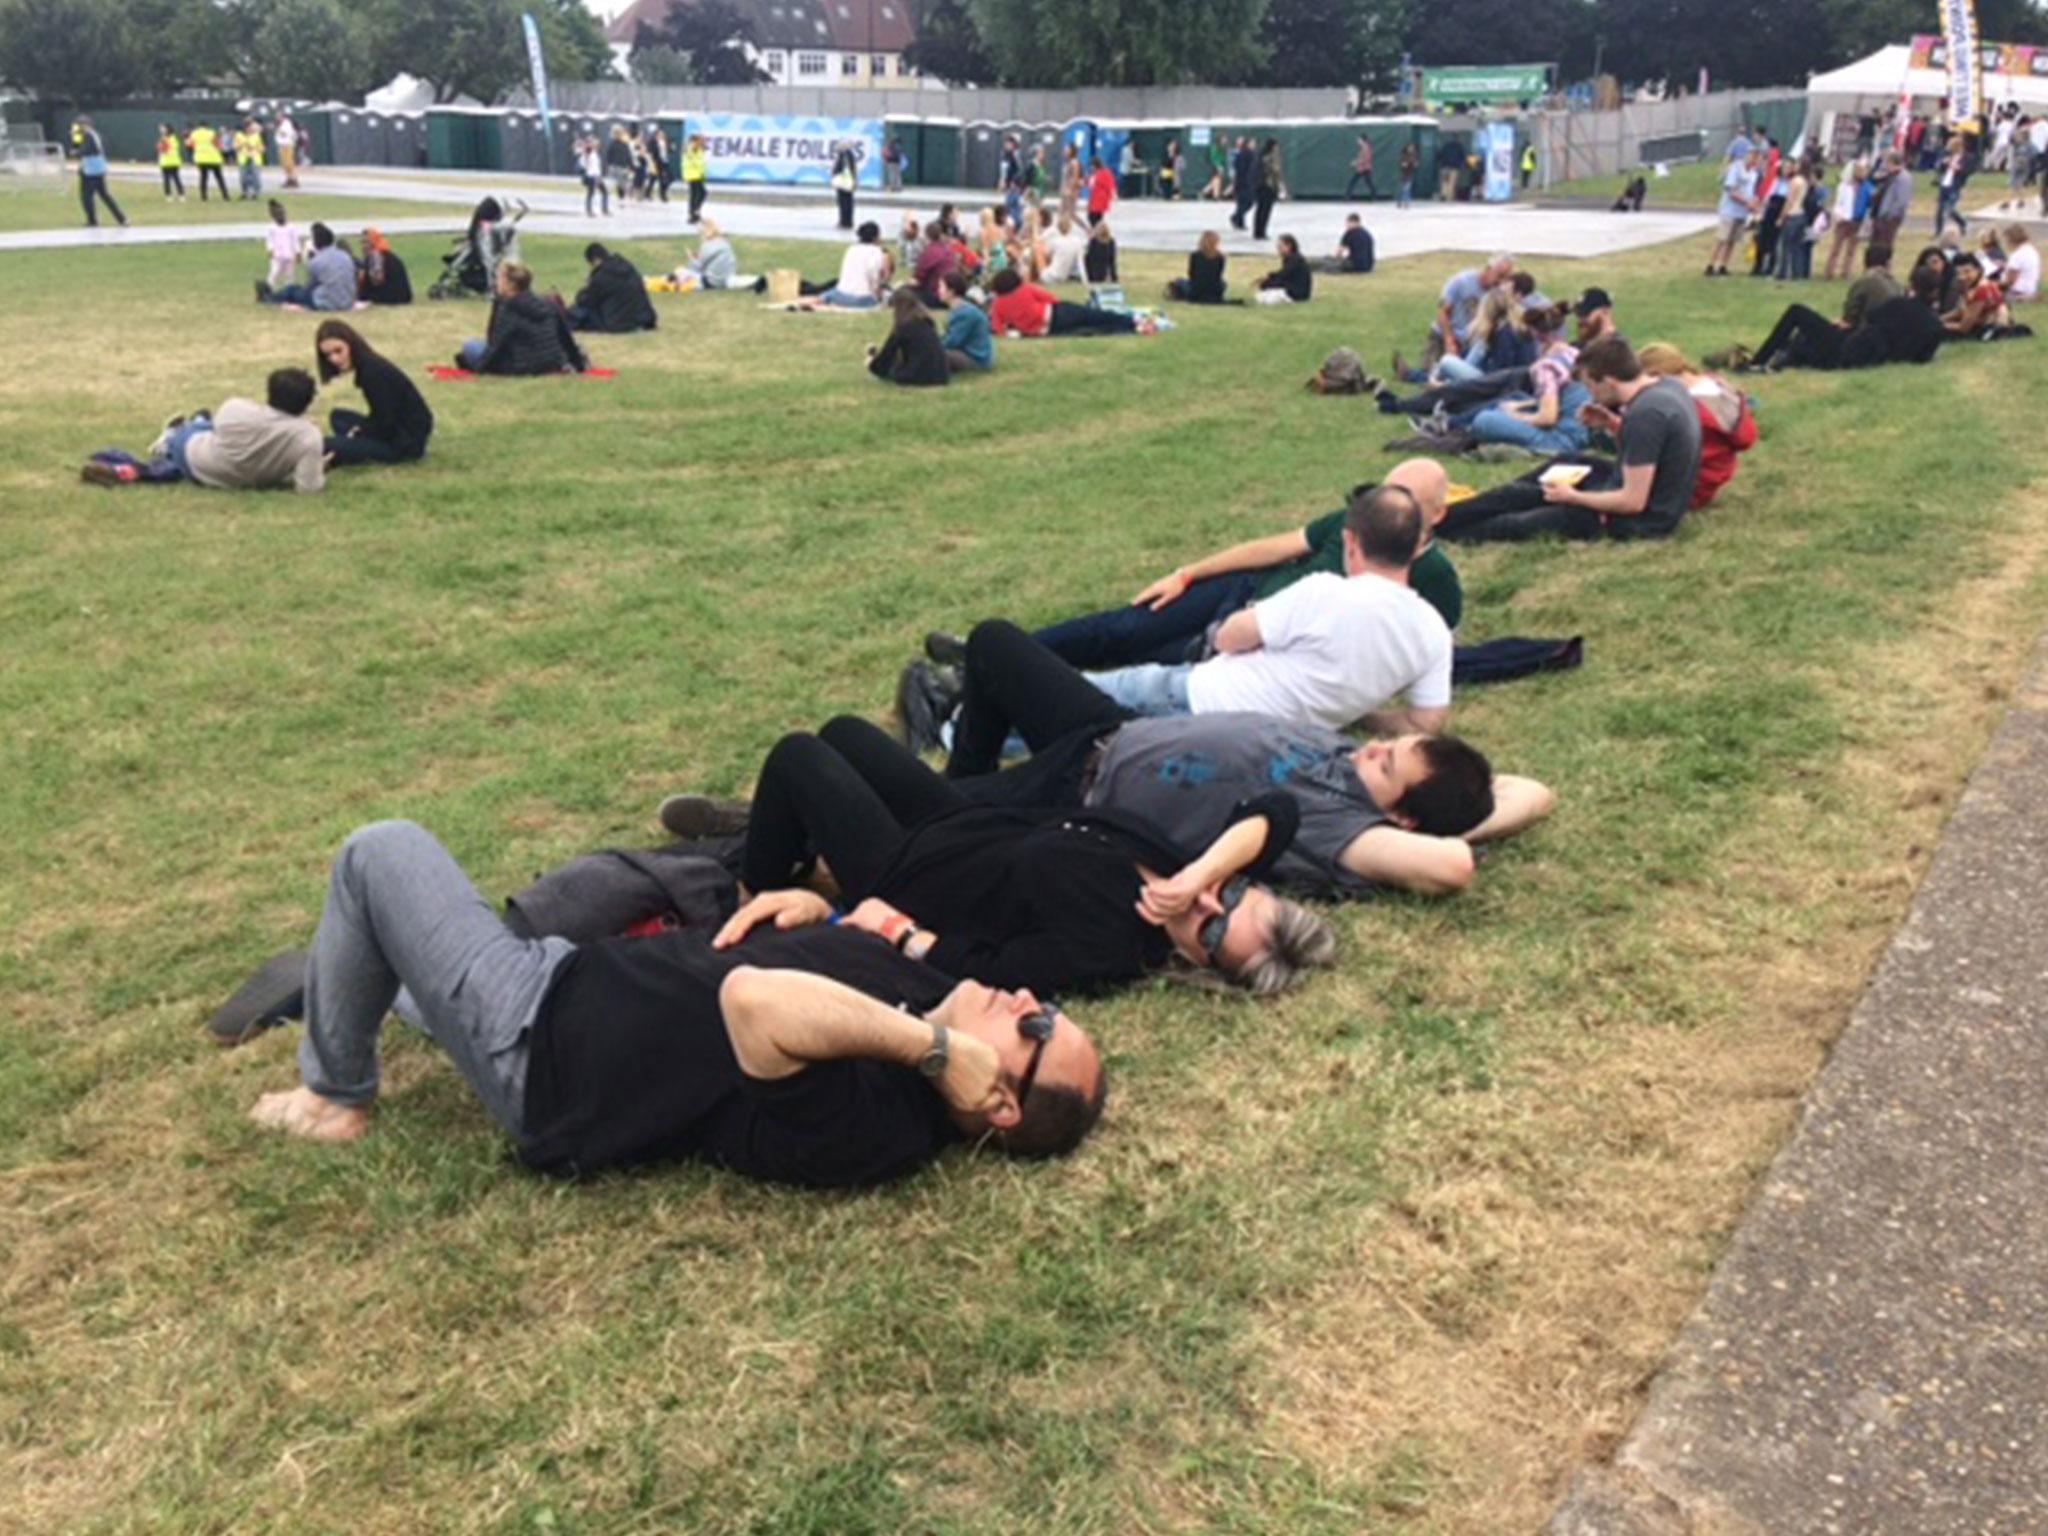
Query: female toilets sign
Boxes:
[{"xmin": 696, "ymin": 115, "xmax": 883, "ymax": 187}]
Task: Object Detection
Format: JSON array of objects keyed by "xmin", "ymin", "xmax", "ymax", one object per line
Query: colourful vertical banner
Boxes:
[
  {"xmin": 1939, "ymin": 0, "xmax": 1982, "ymax": 119},
  {"xmin": 522, "ymin": 13, "xmax": 554, "ymax": 152}
]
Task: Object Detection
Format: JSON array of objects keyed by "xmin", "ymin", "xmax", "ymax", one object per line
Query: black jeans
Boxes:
[
  {"xmin": 324, "ymin": 409, "xmax": 422, "ymax": 467},
  {"xmin": 1379, "ymin": 367, "xmax": 1531, "ymax": 416},
  {"xmin": 687, "ymin": 180, "xmax": 705, "ymax": 219},
  {"xmin": 1047, "ymin": 303, "xmax": 1138, "ymax": 335},
  {"xmin": 1033, "ymin": 573, "xmax": 1258, "ymax": 670},
  {"xmin": 743, "ymin": 717, "xmax": 966, "ymax": 898},
  {"xmin": 1438, "ymin": 456, "xmax": 1619, "ymax": 544},
  {"xmin": 198, "ymin": 163, "xmax": 229, "ymax": 200},
  {"xmin": 79, "ymin": 174, "xmax": 126, "ymax": 227},
  {"xmin": 947, "ymin": 620, "xmax": 1130, "ymax": 781},
  {"xmin": 1754, "ymin": 304, "xmax": 1845, "ymax": 369},
  {"xmin": 161, "ymin": 167, "xmax": 184, "ymax": 196},
  {"xmin": 836, "ymin": 189, "xmax": 855, "ymax": 229},
  {"xmin": 1345, "ymin": 170, "xmax": 1377, "ymax": 200},
  {"xmin": 1253, "ymin": 186, "xmax": 1279, "ymax": 240},
  {"xmin": 1231, "ymin": 185, "xmax": 1254, "ymax": 228}
]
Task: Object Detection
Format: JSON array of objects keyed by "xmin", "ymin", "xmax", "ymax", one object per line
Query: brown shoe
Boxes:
[{"xmin": 657, "ymin": 795, "xmax": 751, "ymax": 840}]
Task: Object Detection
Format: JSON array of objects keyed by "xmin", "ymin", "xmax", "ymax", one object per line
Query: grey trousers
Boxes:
[{"xmin": 300, "ymin": 820, "xmax": 576, "ymax": 1139}]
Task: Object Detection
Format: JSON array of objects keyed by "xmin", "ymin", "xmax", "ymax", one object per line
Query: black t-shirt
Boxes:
[
  {"xmin": 1185, "ymin": 250, "xmax": 1227, "ymax": 302},
  {"xmin": 1339, "ymin": 227, "xmax": 1375, "ymax": 273},
  {"xmin": 521, "ymin": 925, "xmax": 959, "ymax": 1184}
]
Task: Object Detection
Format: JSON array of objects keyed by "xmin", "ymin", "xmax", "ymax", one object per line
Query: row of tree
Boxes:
[
  {"xmin": 904, "ymin": 0, "xmax": 2048, "ymax": 93},
  {"xmin": 6, "ymin": 0, "xmax": 2048, "ymax": 103},
  {"xmin": 0, "ymin": 0, "xmax": 613, "ymax": 105}
]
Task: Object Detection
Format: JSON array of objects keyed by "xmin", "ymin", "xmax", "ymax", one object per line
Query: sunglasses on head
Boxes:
[
  {"xmin": 1197, "ymin": 877, "xmax": 1250, "ymax": 965},
  {"xmin": 1013, "ymin": 1002, "xmax": 1058, "ymax": 1111}
]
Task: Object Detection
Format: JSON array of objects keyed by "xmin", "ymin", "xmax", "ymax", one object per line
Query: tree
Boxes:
[
  {"xmin": 1405, "ymin": 0, "xmax": 1596, "ymax": 79},
  {"xmin": 628, "ymin": 0, "xmax": 768, "ymax": 85},
  {"xmin": 237, "ymin": 0, "xmax": 378, "ymax": 100},
  {"xmin": 1594, "ymin": 0, "xmax": 1829, "ymax": 89},
  {"xmin": 1818, "ymin": 0, "xmax": 2048, "ymax": 64},
  {"xmin": 359, "ymin": 0, "xmax": 612, "ymax": 103},
  {"xmin": 903, "ymin": 0, "xmax": 996, "ymax": 85},
  {"xmin": 1252, "ymin": 0, "xmax": 1409, "ymax": 88},
  {"xmin": 0, "ymin": 0, "xmax": 148, "ymax": 100},
  {"xmin": 966, "ymin": 0, "xmax": 1270, "ymax": 86}
]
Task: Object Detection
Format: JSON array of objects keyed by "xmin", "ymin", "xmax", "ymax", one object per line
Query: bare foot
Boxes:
[{"xmin": 250, "ymin": 1086, "xmax": 369, "ymax": 1142}]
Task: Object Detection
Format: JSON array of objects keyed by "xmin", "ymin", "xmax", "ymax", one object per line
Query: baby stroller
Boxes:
[{"xmin": 427, "ymin": 197, "xmax": 528, "ymax": 299}]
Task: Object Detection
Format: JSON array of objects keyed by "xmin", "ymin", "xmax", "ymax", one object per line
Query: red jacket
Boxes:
[
  {"xmin": 990, "ymin": 282, "xmax": 1055, "ymax": 337},
  {"xmin": 1690, "ymin": 386, "xmax": 1756, "ymax": 509},
  {"xmin": 1087, "ymin": 166, "xmax": 1116, "ymax": 216}
]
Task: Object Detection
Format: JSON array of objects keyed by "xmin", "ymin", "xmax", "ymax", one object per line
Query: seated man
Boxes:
[
  {"xmin": 256, "ymin": 222, "xmax": 358, "ymax": 312},
  {"xmin": 1437, "ymin": 337, "xmax": 1701, "ymax": 545},
  {"xmin": 1316, "ymin": 213, "xmax": 1376, "ymax": 275},
  {"xmin": 80, "ymin": 367, "xmax": 325, "ymax": 492},
  {"xmin": 934, "ymin": 619, "xmax": 1554, "ymax": 901},
  {"xmin": 568, "ymin": 241, "xmax": 657, "ymax": 332},
  {"xmin": 1044, "ymin": 485, "xmax": 1452, "ymax": 736},
  {"xmin": 719, "ymin": 716, "xmax": 1333, "ymax": 1000},
  {"xmin": 1428, "ymin": 252, "xmax": 1514, "ymax": 361},
  {"xmin": 241, "ymin": 819, "xmax": 1105, "ymax": 1183}
]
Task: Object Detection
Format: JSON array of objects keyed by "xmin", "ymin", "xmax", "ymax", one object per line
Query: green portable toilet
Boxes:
[
  {"xmin": 427, "ymin": 109, "xmax": 479, "ymax": 170},
  {"xmin": 473, "ymin": 112, "xmax": 505, "ymax": 172},
  {"xmin": 916, "ymin": 118, "xmax": 962, "ymax": 188},
  {"xmin": 298, "ymin": 107, "xmax": 336, "ymax": 169}
]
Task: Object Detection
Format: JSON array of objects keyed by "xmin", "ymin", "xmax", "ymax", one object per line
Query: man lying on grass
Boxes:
[
  {"xmin": 80, "ymin": 367, "xmax": 326, "ymax": 492},
  {"xmin": 926, "ymin": 620, "xmax": 1551, "ymax": 899},
  {"xmin": 690, "ymin": 715, "xmax": 1333, "ymax": 999},
  {"xmin": 244, "ymin": 819, "xmax": 1105, "ymax": 1183},
  {"xmin": 931, "ymin": 485, "xmax": 1451, "ymax": 738}
]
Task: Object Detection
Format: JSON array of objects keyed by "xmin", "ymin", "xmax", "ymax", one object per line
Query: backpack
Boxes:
[{"xmin": 1307, "ymin": 346, "xmax": 1369, "ymax": 394}]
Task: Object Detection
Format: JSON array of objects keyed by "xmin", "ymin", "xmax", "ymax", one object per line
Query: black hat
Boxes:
[{"xmin": 1574, "ymin": 287, "xmax": 1613, "ymax": 318}]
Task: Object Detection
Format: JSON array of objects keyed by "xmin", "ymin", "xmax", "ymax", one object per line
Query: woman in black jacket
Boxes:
[
  {"xmin": 359, "ymin": 229, "xmax": 412, "ymax": 305},
  {"xmin": 867, "ymin": 291, "xmax": 951, "ymax": 387},
  {"xmin": 1257, "ymin": 234, "xmax": 1312, "ymax": 304},
  {"xmin": 1167, "ymin": 230, "xmax": 1228, "ymax": 303},
  {"xmin": 315, "ymin": 319, "xmax": 434, "ymax": 467},
  {"xmin": 726, "ymin": 714, "xmax": 1331, "ymax": 1000},
  {"xmin": 1084, "ymin": 220, "xmax": 1119, "ymax": 283},
  {"xmin": 459, "ymin": 263, "xmax": 588, "ymax": 376}
]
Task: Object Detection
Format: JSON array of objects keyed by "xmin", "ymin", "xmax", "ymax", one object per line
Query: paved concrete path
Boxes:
[
  {"xmin": 1549, "ymin": 631, "xmax": 2048, "ymax": 1536},
  {"xmin": 0, "ymin": 164, "xmax": 1716, "ymax": 262}
]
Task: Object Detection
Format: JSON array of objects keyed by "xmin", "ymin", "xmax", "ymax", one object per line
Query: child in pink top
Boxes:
[{"xmin": 264, "ymin": 200, "xmax": 303, "ymax": 290}]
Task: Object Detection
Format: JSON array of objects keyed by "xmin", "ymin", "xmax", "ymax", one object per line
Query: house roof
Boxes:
[{"xmin": 606, "ymin": 0, "xmax": 913, "ymax": 54}]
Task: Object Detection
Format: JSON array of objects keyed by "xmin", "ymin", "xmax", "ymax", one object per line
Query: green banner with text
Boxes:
[{"xmin": 1421, "ymin": 65, "xmax": 1550, "ymax": 104}]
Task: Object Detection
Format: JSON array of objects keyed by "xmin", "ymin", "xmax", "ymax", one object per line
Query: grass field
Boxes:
[{"xmin": 2, "ymin": 204, "xmax": 2045, "ymax": 1536}]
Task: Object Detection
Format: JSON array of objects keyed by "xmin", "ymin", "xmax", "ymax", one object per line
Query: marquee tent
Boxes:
[{"xmin": 1806, "ymin": 43, "xmax": 2048, "ymax": 114}]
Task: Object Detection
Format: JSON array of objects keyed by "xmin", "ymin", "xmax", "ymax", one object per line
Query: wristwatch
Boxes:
[{"xmin": 918, "ymin": 1022, "xmax": 950, "ymax": 1078}]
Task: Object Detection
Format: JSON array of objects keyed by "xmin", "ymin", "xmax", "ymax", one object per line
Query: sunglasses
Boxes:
[
  {"xmin": 1013, "ymin": 1002, "xmax": 1058, "ymax": 1112},
  {"xmin": 1197, "ymin": 877, "xmax": 1250, "ymax": 965}
]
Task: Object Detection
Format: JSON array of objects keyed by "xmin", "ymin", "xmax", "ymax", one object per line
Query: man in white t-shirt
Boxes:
[
  {"xmin": 275, "ymin": 113, "xmax": 301, "ymax": 188},
  {"xmin": 1079, "ymin": 484, "xmax": 1453, "ymax": 734}
]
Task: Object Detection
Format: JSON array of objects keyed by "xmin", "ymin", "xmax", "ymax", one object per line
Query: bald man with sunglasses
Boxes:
[{"xmin": 243, "ymin": 819, "xmax": 1106, "ymax": 1182}]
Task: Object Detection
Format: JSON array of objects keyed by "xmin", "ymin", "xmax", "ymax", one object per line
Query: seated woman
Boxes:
[
  {"xmin": 1910, "ymin": 246, "xmax": 1957, "ymax": 313},
  {"xmin": 1255, "ymin": 235, "xmax": 1312, "ymax": 304},
  {"xmin": 1638, "ymin": 344, "xmax": 1756, "ymax": 510},
  {"xmin": 987, "ymin": 268, "xmax": 1143, "ymax": 336},
  {"xmin": 358, "ymin": 229, "xmax": 412, "ymax": 306},
  {"xmin": 939, "ymin": 270, "xmax": 994, "ymax": 372},
  {"xmin": 805, "ymin": 221, "xmax": 893, "ymax": 309},
  {"xmin": 1943, "ymin": 252, "xmax": 2030, "ymax": 339},
  {"xmin": 457, "ymin": 262, "xmax": 588, "ymax": 376},
  {"xmin": 1167, "ymin": 231, "xmax": 1229, "ymax": 303},
  {"xmin": 1084, "ymin": 220, "xmax": 1119, "ymax": 283},
  {"xmin": 867, "ymin": 291, "xmax": 951, "ymax": 387},
  {"xmin": 1455, "ymin": 287, "xmax": 1539, "ymax": 376},
  {"xmin": 896, "ymin": 214, "xmax": 926, "ymax": 271},
  {"xmin": 727, "ymin": 714, "xmax": 1332, "ymax": 1000},
  {"xmin": 1466, "ymin": 331, "xmax": 1589, "ymax": 456},
  {"xmin": 684, "ymin": 219, "xmax": 739, "ymax": 289},
  {"xmin": 1043, "ymin": 215, "xmax": 1090, "ymax": 283},
  {"xmin": 316, "ymin": 320, "xmax": 433, "ymax": 467}
]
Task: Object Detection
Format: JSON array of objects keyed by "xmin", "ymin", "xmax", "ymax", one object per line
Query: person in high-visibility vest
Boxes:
[
  {"xmin": 188, "ymin": 123, "xmax": 229, "ymax": 201},
  {"xmin": 683, "ymin": 133, "xmax": 708, "ymax": 223},
  {"xmin": 157, "ymin": 123, "xmax": 187, "ymax": 201},
  {"xmin": 1520, "ymin": 143, "xmax": 1537, "ymax": 191},
  {"xmin": 234, "ymin": 118, "xmax": 266, "ymax": 201}
]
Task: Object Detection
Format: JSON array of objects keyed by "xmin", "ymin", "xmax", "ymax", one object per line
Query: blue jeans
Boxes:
[
  {"xmin": 1435, "ymin": 356, "xmax": 1486, "ymax": 383},
  {"xmin": 265, "ymin": 284, "xmax": 316, "ymax": 306},
  {"xmin": 1935, "ymin": 188, "xmax": 1964, "ymax": 234},
  {"xmin": 460, "ymin": 338, "xmax": 487, "ymax": 369},
  {"xmin": 1082, "ymin": 662, "xmax": 1194, "ymax": 718},
  {"xmin": 1470, "ymin": 406, "xmax": 1588, "ymax": 455},
  {"xmin": 165, "ymin": 417, "xmax": 215, "ymax": 478},
  {"xmin": 1034, "ymin": 572, "xmax": 1258, "ymax": 670},
  {"xmin": 299, "ymin": 820, "xmax": 577, "ymax": 1138},
  {"xmin": 819, "ymin": 289, "xmax": 879, "ymax": 309},
  {"xmin": 238, "ymin": 161, "xmax": 261, "ymax": 198}
]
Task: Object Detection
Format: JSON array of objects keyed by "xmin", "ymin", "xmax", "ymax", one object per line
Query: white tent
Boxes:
[{"xmin": 1807, "ymin": 43, "xmax": 2048, "ymax": 114}]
